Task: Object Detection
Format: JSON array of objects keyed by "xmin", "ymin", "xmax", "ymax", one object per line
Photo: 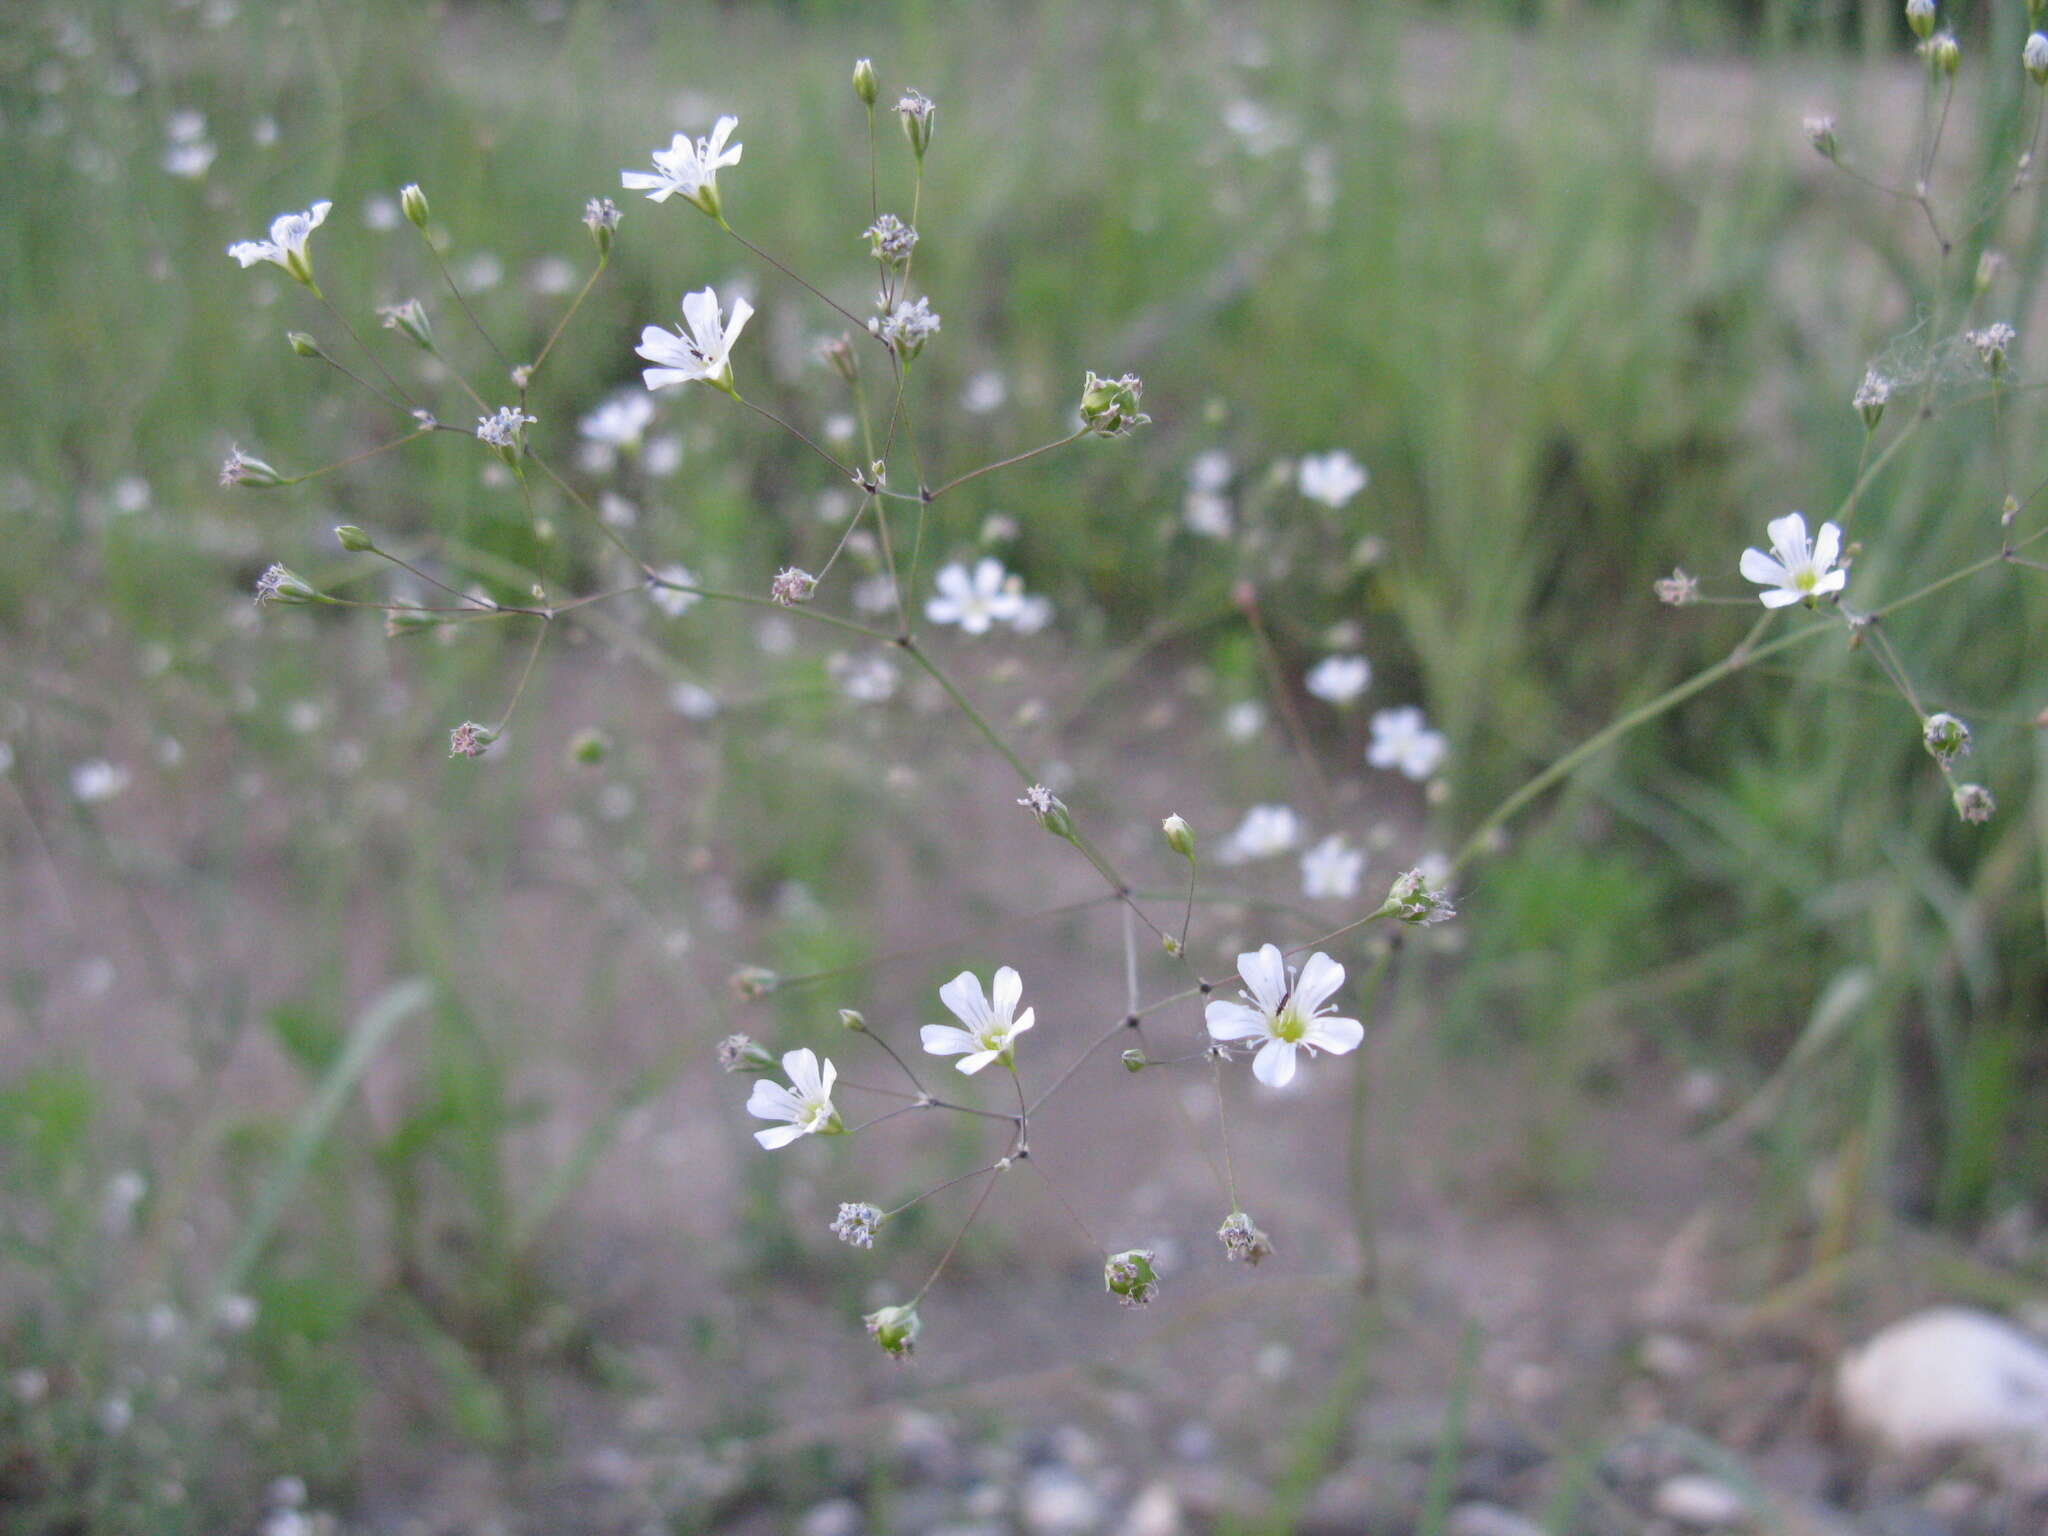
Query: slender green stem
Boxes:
[
  {"xmin": 528, "ymin": 256, "xmax": 606, "ymax": 381},
  {"xmin": 911, "ymin": 1164, "xmax": 1005, "ymax": 1303},
  {"xmin": 288, "ymin": 426, "xmax": 432, "ymax": 485},
  {"xmin": 720, "ymin": 220, "xmax": 875, "ymax": 338},
  {"xmin": 426, "ymin": 240, "xmax": 510, "ymax": 366},
  {"xmin": 927, "ymin": 428, "xmax": 1088, "ymax": 499},
  {"xmin": 734, "ymin": 392, "xmax": 860, "ymax": 481},
  {"xmin": 317, "ymin": 293, "xmax": 419, "ymax": 410}
]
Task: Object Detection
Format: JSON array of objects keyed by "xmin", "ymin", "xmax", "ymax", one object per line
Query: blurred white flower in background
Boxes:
[
  {"xmin": 1221, "ymin": 803, "xmax": 1300, "ymax": 862},
  {"xmin": 1300, "ymin": 834, "xmax": 1364, "ymax": 899},
  {"xmin": 71, "ymin": 759, "xmax": 131, "ymax": 803},
  {"xmin": 1367, "ymin": 706, "xmax": 1446, "ymax": 781},
  {"xmin": 1297, "ymin": 449, "xmax": 1368, "ymax": 508},
  {"xmin": 1304, "ymin": 653, "xmax": 1371, "ymax": 704}
]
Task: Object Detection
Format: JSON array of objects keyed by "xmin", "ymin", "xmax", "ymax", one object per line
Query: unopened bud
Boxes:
[
  {"xmin": 1976, "ymin": 250, "xmax": 2007, "ymax": 294},
  {"xmin": 1803, "ymin": 114, "xmax": 1837, "ymax": 161},
  {"xmin": 286, "ymin": 331, "xmax": 320, "ymax": 358},
  {"xmin": 838, "ymin": 1009, "xmax": 867, "ymax": 1031},
  {"xmin": 729, "ymin": 966, "xmax": 781, "ymax": 1000},
  {"xmin": 400, "ymin": 183, "xmax": 429, "ymax": 229},
  {"xmin": 1931, "ymin": 30, "xmax": 1960, "ymax": 75},
  {"xmin": 864, "ymin": 1301, "xmax": 921, "ymax": 1358},
  {"xmin": 1161, "ymin": 814, "xmax": 1195, "ymax": 860},
  {"xmin": 378, "ymin": 298, "xmax": 434, "ymax": 351},
  {"xmin": 853, "ymin": 58, "xmax": 879, "ymax": 107},
  {"xmin": 896, "ymin": 90, "xmax": 935, "ymax": 159},
  {"xmin": 1906, "ymin": 0, "xmax": 1936, "ymax": 40},
  {"xmin": 333, "ymin": 524, "xmax": 375, "ymax": 553},
  {"xmin": 822, "ymin": 334, "xmax": 859, "ymax": 384},
  {"xmin": 1121, "ymin": 1049, "xmax": 1146, "ymax": 1073},
  {"xmin": 566, "ymin": 728, "xmax": 610, "ymax": 766}
]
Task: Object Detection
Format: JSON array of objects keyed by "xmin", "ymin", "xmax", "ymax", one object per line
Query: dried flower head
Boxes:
[
  {"xmin": 1922, "ymin": 711, "xmax": 1972, "ymax": 764},
  {"xmin": 1105, "ymin": 1249, "xmax": 1160, "ymax": 1306},
  {"xmin": 1653, "ymin": 568, "xmax": 1700, "ymax": 607},
  {"xmin": 717, "ymin": 1033, "xmax": 775, "ymax": 1073},
  {"xmin": 1853, "ymin": 370, "xmax": 1890, "ymax": 429},
  {"xmin": 1953, "ymin": 782, "xmax": 1996, "ymax": 824},
  {"xmin": 1968, "ymin": 322, "xmax": 2016, "ymax": 375},
  {"xmin": 221, "ymin": 448, "xmax": 285, "ymax": 489},
  {"xmin": 1382, "ymin": 868, "xmax": 1457, "ymax": 926},
  {"xmin": 448, "ymin": 721, "xmax": 496, "ymax": 759},
  {"xmin": 1016, "ymin": 785, "xmax": 1075, "ymax": 837},
  {"xmin": 254, "ymin": 563, "xmax": 320, "ymax": 606},
  {"xmin": 896, "ymin": 90, "xmax": 936, "ymax": 157},
  {"xmin": 864, "ymin": 213, "xmax": 919, "ymax": 267},
  {"xmin": 583, "ymin": 196, "xmax": 621, "ymax": 256},
  {"xmin": 475, "ymin": 406, "xmax": 536, "ymax": 456},
  {"xmin": 831, "ymin": 1202, "xmax": 884, "ymax": 1248},
  {"xmin": 1079, "ymin": 370, "xmax": 1150, "ymax": 437},
  {"xmin": 770, "ymin": 567, "xmax": 817, "ymax": 607},
  {"xmin": 870, "ymin": 295, "xmax": 941, "ymax": 358},
  {"xmin": 1218, "ymin": 1210, "xmax": 1275, "ymax": 1266},
  {"xmin": 865, "ymin": 1301, "xmax": 921, "ymax": 1358}
]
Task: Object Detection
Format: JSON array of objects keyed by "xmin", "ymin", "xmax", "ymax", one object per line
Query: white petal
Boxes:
[
  {"xmin": 1238, "ymin": 944, "xmax": 1289, "ymax": 1014},
  {"xmin": 990, "ymin": 965, "xmax": 1023, "ymax": 1023},
  {"xmin": 642, "ymin": 366, "xmax": 693, "ymax": 391},
  {"xmin": 754, "ymin": 1122, "xmax": 806, "ymax": 1149},
  {"xmin": 817, "ymin": 1056, "xmax": 837, "ymax": 1099},
  {"xmin": 1758, "ymin": 587, "xmax": 1802, "ymax": 609},
  {"xmin": 305, "ymin": 200, "xmax": 332, "ymax": 229},
  {"xmin": 723, "ymin": 296, "xmax": 753, "ymax": 347},
  {"xmin": 925, "ymin": 596, "xmax": 964, "ymax": 624},
  {"xmin": 920, "ymin": 1024, "xmax": 978, "ymax": 1057},
  {"xmin": 681, "ymin": 287, "xmax": 722, "ymax": 346},
  {"xmin": 1205, "ymin": 1000, "xmax": 1269, "ymax": 1042},
  {"xmin": 938, "ymin": 970, "xmax": 992, "ymax": 1030},
  {"xmin": 1766, "ymin": 512, "xmax": 1808, "ymax": 557},
  {"xmin": 620, "ymin": 170, "xmax": 668, "ymax": 191},
  {"xmin": 1252, "ymin": 1039, "xmax": 1297, "ymax": 1088},
  {"xmin": 1739, "ymin": 548, "xmax": 1787, "ymax": 587},
  {"xmin": 1811, "ymin": 521, "xmax": 1842, "ymax": 572},
  {"xmin": 1303, "ymin": 1015, "xmax": 1364, "ymax": 1055},
  {"xmin": 782, "ymin": 1048, "xmax": 822, "ymax": 1099},
  {"xmin": 1814, "ymin": 567, "xmax": 1847, "ymax": 595},
  {"xmin": 1293, "ymin": 952, "xmax": 1345, "ymax": 1015},
  {"xmin": 956, "ymin": 1050, "xmax": 1000, "ymax": 1075},
  {"xmin": 746, "ymin": 1080, "xmax": 800, "ymax": 1121},
  {"xmin": 1007, "ymin": 1007, "xmax": 1035, "ymax": 1039}
]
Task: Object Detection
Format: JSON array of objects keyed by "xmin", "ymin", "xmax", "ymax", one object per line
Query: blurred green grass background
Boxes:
[{"xmin": 5, "ymin": 0, "xmax": 2048, "ymax": 1528}]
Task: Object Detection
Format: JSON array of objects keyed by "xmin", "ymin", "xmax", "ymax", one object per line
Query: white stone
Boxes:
[
  {"xmin": 1836, "ymin": 1307, "xmax": 2048, "ymax": 1474},
  {"xmin": 1653, "ymin": 1474, "xmax": 1750, "ymax": 1527}
]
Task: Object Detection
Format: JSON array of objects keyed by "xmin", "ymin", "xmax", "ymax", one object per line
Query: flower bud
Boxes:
[
  {"xmin": 384, "ymin": 604, "xmax": 444, "ymax": 638},
  {"xmin": 1162, "ymin": 814, "xmax": 1195, "ymax": 860},
  {"xmin": 1952, "ymin": 783, "xmax": 1995, "ymax": 823},
  {"xmin": 1104, "ymin": 1249, "xmax": 1160, "ymax": 1307},
  {"xmin": 864, "ymin": 1301, "xmax": 921, "ymax": 1358},
  {"xmin": 400, "ymin": 183, "xmax": 430, "ymax": 229},
  {"xmin": 1121, "ymin": 1048, "xmax": 1146, "ymax": 1073},
  {"xmin": 1079, "ymin": 370, "xmax": 1150, "ymax": 437},
  {"xmin": 333, "ymin": 524, "xmax": 375, "ymax": 553},
  {"xmin": 1017, "ymin": 784, "xmax": 1076, "ymax": 839},
  {"xmin": 853, "ymin": 58, "xmax": 879, "ymax": 107},
  {"xmin": 729, "ymin": 966, "xmax": 781, "ymax": 1000},
  {"xmin": 717, "ymin": 1032, "xmax": 777, "ymax": 1073},
  {"xmin": 378, "ymin": 298, "xmax": 434, "ymax": 351},
  {"xmin": 822, "ymin": 334, "xmax": 859, "ymax": 384},
  {"xmin": 1922, "ymin": 711, "xmax": 1972, "ymax": 764},
  {"xmin": 838, "ymin": 1008, "xmax": 867, "ymax": 1031},
  {"xmin": 2027, "ymin": 33, "xmax": 2048, "ymax": 84},
  {"xmin": 566, "ymin": 728, "xmax": 610, "ymax": 766},
  {"xmin": 286, "ymin": 331, "xmax": 320, "ymax": 358},
  {"xmin": 1906, "ymin": 0, "xmax": 1935, "ymax": 40},
  {"xmin": 253, "ymin": 563, "xmax": 326, "ymax": 607},
  {"xmin": 1976, "ymin": 251, "xmax": 2007, "ymax": 294},
  {"xmin": 1803, "ymin": 114, "xmax": 1837, "ymax": 161},
  {"xmin": 896, "ymin": 90, "xmax": 935, "ymax": 158},
  {"xmin": 583, "ymin": 197, "xmax": 620, "ymax": 258},
  {"xmin": 219, "ymin": 448, "xmax": 286, "ymax": 489},
  {"xmin": 1931, "ymin": 31, "xmax": 1960, "ymax": 75}
]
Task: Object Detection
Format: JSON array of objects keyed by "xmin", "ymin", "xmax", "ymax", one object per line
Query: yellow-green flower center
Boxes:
[{"xmin": 1273, "ymin": 1005, "xmax": 1306, "ymax": 1043}]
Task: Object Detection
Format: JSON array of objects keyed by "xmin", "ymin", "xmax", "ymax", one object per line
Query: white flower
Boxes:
[
  {"xmin": 828, "ymin": 651, "xmax": 898, "ymax": 703},
  {"xmin": 925, "ymin": 558, "xmax": 1024, "ymax": 634},
  {"xmin": 71, "ymin": 759, "xmax": 130, "ymax": 803},
  {"xmin": 1300, "ymin": 834, "xmax": 1364, "ymax": 900},
  {"xmin": 638, "ymin": 288, "xmax": 752, "ymax": 395},
  {"xmin": 579, "ymin": 390, "xmax": 656, "ymax": 449},
  {"xmin": 1183, "ymin": 491, "xmax": 1233, "ymax": 539},
  {"xmin": 1367, "ymin": 706, "xmax": 1446, "ymax": 780},
  {"xmin": 744, "ymin": 1048, "xmax": 841, "ymax": 1148},
  {"xmin": 669, "ymin": 680, "xmax": 719, "ymax": 718},
  {"xmin": 920, "ymin": 965, "xmax": 1035, "ymax": 1074},
  {"xmin": 1188, "ymin": 450, "xmax": 1234, "ymax": 492},
  {"xmin": 1205, "ymin": 945, "xmax": 1363, "ymax": 1088},
  {"xmin": 621, "ymin": 115, "xmax": 741, "ymax": 218},
  {"xmin": 226, "ymin": 200, "xmax": 332, "ymax": 285},
  {"xmin": 870, "ymin": 295, "xmax": 941, "ymax": 358},
  {"xmin": 474, "ymin": 406, "xmax": 535, "ymax": 452},
  {"xmin": 1304, "ymin": 654, "xmax": 1371, "ymax": 705},
  {"xmin": 1739, "ymin": 512, "xmax": 1847, "ymax": 608},
  {"xmin": 1223, "ymin": 701, "xmax": 1265, "ymax": 741},
  {"xmin": 1222, "ymin": 804, "xmax": 1300, "ymax": 862},
  {"xmin": 1297, "ymin": 450, "xmax": 1368, "ymax": 508},
  {"xmin": 648, "ymin": 564, "xmax": 701, "ymax": 617}
]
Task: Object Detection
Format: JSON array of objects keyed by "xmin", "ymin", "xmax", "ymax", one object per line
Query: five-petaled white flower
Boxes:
[
  {"xmin": 1305, "ymin": 654, "xmax": 1371, "ymax": 705},
  {"xmin": 920, "ymin": 966, "xmax": 1035, "ymax": 1075},
  {"xmin": 925, "ymin": 559, "xmax": 1024, "ymax": 634},
  {"xmin": 1739, "ymin": 512, "xmax": 1847, "ymax": 608},
  {"xmin": 745, "ymin": 1047, "xmax": 842, "ymax": 1148},
  {"xmin": 1221, "ymin": 803, "xmax": 1301, "ymax": 862},
  {"xmin": 579, "ymin": 390, "xmax": 656, "ymax": 449},
  {"xmin": 1297, "ymin": 450, "xmax": 1368, "ymax": 509},
  {"xmin": 1367, "ymin": 706, "xmax": 1446, "ymax": 781},
  {"xmin": 638, "ymin": 288, "xmax": 753, "ymax": 396},
  {"xmin": 226, "ymin": 200, "xmax": 332, "ymax": 287},
  {"xmin": 1205, "ymin": 945, "xmax": 1363, "ymax": 1088},
  {"xmin": 621, "ymin": 116, "xmax": 742, "ymax": 219},
  {"xmin": 1300, "ymin": 834, "xmax": 1365, "ymax": 900}
]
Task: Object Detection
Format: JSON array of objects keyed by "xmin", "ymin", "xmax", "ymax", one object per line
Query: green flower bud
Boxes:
[
  {"xmin": 1162, "ymin": 814, "xmax": 1195, "ymax": 860},
  {"xmin": 1104, "ymin": 1249, "xmax": 1160, "ymax": 1307},
  {"xmin": 1931, "ymin": 31, "xmax": 1960, "ymax": 75},
  {"xmin": 2027, "ymin": 33, "xmax": 2048, "ymax": 85},
  {"xmin": 864, "ymin": 1302, "xmax": 921, "ymax": 1358},
  {"xmin": 1120, "ymin": 1049, "xmax": 1146, "ymax": 1073},
  {"xmin": 853, "ymin": 58, "xmax": 879, "ymax": 107},
  {"xmin": 333, "ymin": 525, "xmax": 375, "ymax": 553},
  {"xmin": 253, "ymin": 563, "xmax": 326, "ymax": 607},
  {"xmin": 286, "ymin": 331, "xmax": 320, "ymax": 358},
  {"xmin": 566, "ymin": 728, "xmax": 610, "ymax": 766},
  {"xmin": 400, "ymin": 183, "xmax": 430, "ymax": 229},
  {"xmin": 1906, "ymin": 0, "xmax": 1935, "ymax": 40},
  {"xmin": 378, "ymin": 299, "xmax": 434, "ymax": 352},
  {"xmin": 839, "ymin": 1009, "xmax": 868, "ymax": 1031},
  {"xmin": 384, "ymin": 605, "xmax": 444, "ymax": 638}
]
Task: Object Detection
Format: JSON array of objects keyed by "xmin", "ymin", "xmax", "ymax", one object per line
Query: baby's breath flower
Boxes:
[
  {"xmin": 475, "ymin": 406, "xmax": 536, "ymax": 459},
  {"xmin": 1381, "ymin": 867, "xmax": 1456, "ymax": 927},
  {"xmin": 831, "ymin": 1201, "xmax": 884, "ymax": 1248},
  {"xmin": 896, "ymin": 90, "xmax": 936, "ymax": 158},
  {"xmin": 583, "ymin": 196, "xmax": 621, "ymax": 256},
  {"xmin": 1304, "ymin": 654, "xmax": 1371, "ymax": 704},
  {"xmin": 1653, "ymin": 568, "xmax": 1700, "ymax": 606},
  {"xmin": 226, "ymin": 200, "xmax": 332, "ymax": 287},
  {"xmin": 1953, "ymin": 782, "xmax": 1996, "ymax": 823},
  {"xmin": 448, "ymin": 721, "xmax": 496, "ymax": 759},
  {"xmin": 220, "ymin": 448, "xmax": 285, "ymax": 489},
  {"xmin": 1297, "ymin": 449, "xmax": 1368, "ymax": 508},
  {"xmin": 865, "ymin": 1301, "xmax": 921, "ymax": 1358},
  {"xmin": 1205, "ymin": 944, "xmax": 1363, "ymax": 1088},
  {"xmin": 1104, "ymin": 1250, "xmax": 1160, "ymax": 1306},
  {"xmin": 864, "ymin": 213, "xmax": 919, "ymax": 267},
  {"xmin": 1803, "ymin": 113, "xmax": 1837, "ymax": 160},
  {"xmin": 1367, "ymin": 705, "xmax": 1448, "ymax": 780},
  {"xmin": 718, "ymin": 1033, "xmax": 775, "ymax": 1073},
  {"xmin": 1016, "ymin": 784, "xmax": 1075, "ymax": 838},
  {"xmin": 870, "ymin": 295, "xmax": 941, "ymax": 358},
  {"xmin": 254, "ymin": 563, "xmax": 321, "ymax": 606},
  {"xmin": 622, "ymin": 116, "xmax": 742, "ymax": 220},
  {"xmin": 1218, "ymin": 1210, "xmax": 1274, "ymax": 1266},
  {"xmin": 1854, "ymin": 370, "xmax": 1890, "ymax": 428},
  {"xmin": 1968, "ymin": 322, "xmax": 2016, "ymax": 375},
  {"xmin": 378, "ymin": 298, "xmax": 433, "ymax": 351},
  {"xmin": 399, "ymin": 183, "xmax": 429, "ymax": 228},
  {"xmin": 745, "ymin": 1047, "xmax": 843, "ymax": 1148},
  {"xmin": 1923, "ymin": 711, "xmax": 1972, "ymax": 764},
  {"xmin": 639, "ymin": 287, "xmax": 753, "ymax": 395},
  {"xmin": 1162, "ymin": 814, "xmax": 1195, "ymax": 860},
  {"xmin": 921, "ymin": 966, "xmax": 1034, "ymax": 1075},
  {"xmin": 1078, "ymin": 371, "xmax": 1149, "ymax": 437},
  {"xmin": 1740, "ymin": 512, "xmax": 1847, "ymax": 607},
  {"xmin": 926, "ymin": 558, "xmax": 1024, "ymax": 633},
  {"xmin": 1221, "ymin": 803, "xmax": 1300, "ymax": 862},
  {"xmin": 770, "ymin": 567, "xmax": 817, "ymax": 607},
  {"xmin": 1300, "ymin": 834, "xmax": 1364, "ymax": 901}
]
